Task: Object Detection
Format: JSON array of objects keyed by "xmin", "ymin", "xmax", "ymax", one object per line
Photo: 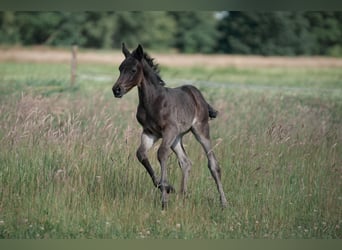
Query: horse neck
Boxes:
[{"xmin": 137, "ymin": 63, "xmax": 164, "ymax": 106}]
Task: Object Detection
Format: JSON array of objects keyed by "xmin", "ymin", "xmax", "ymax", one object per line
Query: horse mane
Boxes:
[{"xmin": 143, "ymin": 52, "xmax": 165, "ymax": 86}]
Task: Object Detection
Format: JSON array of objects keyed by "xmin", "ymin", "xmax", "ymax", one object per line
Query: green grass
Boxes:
[{"xmin": 0, "ymin": 60, "xmax": 341, "ymax": 239}]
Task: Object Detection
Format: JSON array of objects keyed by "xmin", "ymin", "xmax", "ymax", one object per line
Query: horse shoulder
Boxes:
[{"xmin": 136, "ymin": 104, "xmax": 147, "ymax": 126}]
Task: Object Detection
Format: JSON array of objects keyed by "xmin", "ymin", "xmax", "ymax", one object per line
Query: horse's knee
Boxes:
[
  {"xmin": 157, "ymin": 146, "xmax": 170, "ymax": 163},
  {"xmin": 136, "ymin": 147, "xmax": 145, "ymax": 162},
  {"xmin": 183, "ymin": 159, "xmax": 192, "ymax": 173},
  {"xmin": 215, "ymin": 165, "xmax": 222, "ymax": 179}
]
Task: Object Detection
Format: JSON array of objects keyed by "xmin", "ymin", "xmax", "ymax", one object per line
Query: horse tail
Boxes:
[{"xmin": 208, "ymin": 103, "xmax": 218, "ymax": 119}]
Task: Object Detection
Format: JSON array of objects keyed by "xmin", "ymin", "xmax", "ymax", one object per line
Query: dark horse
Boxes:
[{"xmin": 112, "ymin": 43, "xmax": 227, "ymax": 209}]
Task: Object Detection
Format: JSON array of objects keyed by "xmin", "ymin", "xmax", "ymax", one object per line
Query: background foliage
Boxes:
[{"xmin": 0, "ymin": 11, "xmax": 341, "ymax": 56}]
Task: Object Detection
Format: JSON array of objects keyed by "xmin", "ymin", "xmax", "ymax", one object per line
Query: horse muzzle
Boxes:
[{"xmin": 113, "ymin": 86, "xmax": 124, "ymax": 98}]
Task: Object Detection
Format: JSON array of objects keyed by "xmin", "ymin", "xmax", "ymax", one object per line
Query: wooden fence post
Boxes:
[{"xmin": 71, "ymin": 45, "xmax": 78, "ymax": 86}]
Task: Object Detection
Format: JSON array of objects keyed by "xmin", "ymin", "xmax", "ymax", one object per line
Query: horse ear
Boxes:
[
  {"xmin": 133, "ymin": 44, "xmax": 144, "ymax": 61},
  {"xmin": 122, "ymin": 43, "xmax": 130, "ymax": 58}
]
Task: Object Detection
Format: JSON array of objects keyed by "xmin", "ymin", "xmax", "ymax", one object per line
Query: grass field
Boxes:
[{"xmin": 0, "ymin": 48, "xmax": 341, "ymax": 238}]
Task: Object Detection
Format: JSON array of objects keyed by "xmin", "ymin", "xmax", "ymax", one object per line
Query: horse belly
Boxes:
[{"xmin": 174, "ymin": 106, "xmax": 195, "ymax": 132}]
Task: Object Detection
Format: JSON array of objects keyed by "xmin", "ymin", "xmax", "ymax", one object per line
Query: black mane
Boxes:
[{"xmin": 143, "ymin": 52, "xmax": 165, "ymax": 86}]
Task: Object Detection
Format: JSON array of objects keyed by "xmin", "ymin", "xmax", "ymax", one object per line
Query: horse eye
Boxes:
[{"xmin": 131, "ymin": 68, "xmax": 137, "ymax": 74}]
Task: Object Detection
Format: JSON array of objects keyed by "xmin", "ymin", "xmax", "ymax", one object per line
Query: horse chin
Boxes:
[{"xmin": 114, "ymin": 93, "xmax": 123, "ymax": 98}]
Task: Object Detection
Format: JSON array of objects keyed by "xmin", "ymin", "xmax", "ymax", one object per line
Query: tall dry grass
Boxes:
[{"xmin": 0, "ymin": 86, "xmax": 341, "ymax": 238}]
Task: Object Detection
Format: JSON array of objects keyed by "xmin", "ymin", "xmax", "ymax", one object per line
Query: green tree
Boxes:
[
  {"xmin": 81, "ymin": 12, "xmax": 117, "ymax": 48},
  {"xmin": 1, "ymin": 11, "xmax": 341, "ymax": 56},
  {"xmin": 42, "ymin": 12, "xmax": 87, "ymax": 46},
  {"xmin": 305, "ymin": 12, "xmax": 342, "ymax": 56},
  {"xmin": 168, "ymin": 12, "xmax": 218, "ymax": 53},
  {"xmin": 112, "ymin": 12, "xmax": 176, "ymax": 50},
  {"xmin": 0, "ymin": 11, "xmax": 20, "ymax": 44},
  {"xmin": 0, "ymin": 12, "xmax": 87, "ymax": 46},
  {"xmin": 15, "ymin": 12, "xmax": 64, "ymax": 45},
  {"xmin": 217, "ymin": 12, "xmax": 316, "ymax": 55}
]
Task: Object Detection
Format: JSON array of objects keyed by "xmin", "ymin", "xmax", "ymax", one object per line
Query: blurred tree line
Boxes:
[{"xmin": 0, "ymin": 11, "xmax": 341, "ymax": 56}]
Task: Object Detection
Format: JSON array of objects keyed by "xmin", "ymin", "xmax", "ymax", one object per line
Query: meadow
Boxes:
[{"xmin": 0, "ymin": 49, "xmax": 341, "ymax": 238}]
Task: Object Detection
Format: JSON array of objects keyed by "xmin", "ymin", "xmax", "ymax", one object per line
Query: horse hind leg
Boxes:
[
  {"xmin": 172, "ymin": 136, "xmax": 192, "ymax": 195},
  {"xmin": 191, "ymin": 123, "xmax": 228, "ymax": 207}
]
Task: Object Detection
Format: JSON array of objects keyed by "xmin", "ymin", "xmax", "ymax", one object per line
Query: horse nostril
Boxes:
[{"xmin": 113, "ymin": 87, "xmax": 122, "ymax": 97}]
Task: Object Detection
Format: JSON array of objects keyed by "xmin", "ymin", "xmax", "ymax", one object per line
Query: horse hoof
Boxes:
[
  {"xmin": 166, "ymin": 185, "xmax": 175, "ymax": 194},
  {"xmin": 157, "ymin": 183, "xmax": 175, "ymax": 194}
]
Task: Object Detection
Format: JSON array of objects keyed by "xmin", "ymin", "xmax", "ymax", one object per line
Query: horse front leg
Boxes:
[{"xmin": 136, "ymin": 132, "xmax": 159, "ymax": 187}]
